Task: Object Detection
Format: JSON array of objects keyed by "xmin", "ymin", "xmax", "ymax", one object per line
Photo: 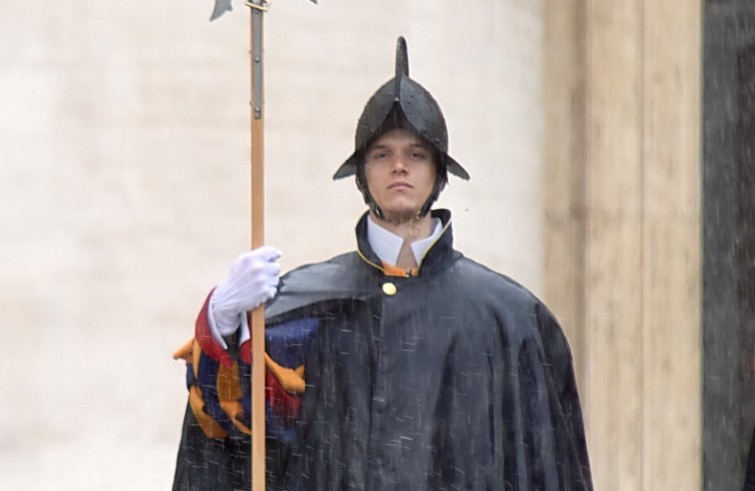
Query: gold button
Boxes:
[{"xmin": 382, "ymin": 282, "xmax": 397, "ymax": 296}]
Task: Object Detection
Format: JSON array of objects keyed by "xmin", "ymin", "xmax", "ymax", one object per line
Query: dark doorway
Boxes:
[{"xmin": 703, "ymin": 2, "xmax": 755, "ymax": 489}]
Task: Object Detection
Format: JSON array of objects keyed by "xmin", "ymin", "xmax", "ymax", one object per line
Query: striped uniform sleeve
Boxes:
[{"xmin": 174, "ymin": 291, "xmax": 319, "ymax": 443}]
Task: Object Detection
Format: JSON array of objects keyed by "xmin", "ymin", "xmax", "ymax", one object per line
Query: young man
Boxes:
[{"xmin": 172, "ymin": 37, "xmax": 593, "ymax": 490}]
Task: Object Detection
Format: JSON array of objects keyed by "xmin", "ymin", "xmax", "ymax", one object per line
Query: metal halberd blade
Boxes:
[{"xmin": 210, "ymin": 0, "xmax": 317, "ymax": 21}]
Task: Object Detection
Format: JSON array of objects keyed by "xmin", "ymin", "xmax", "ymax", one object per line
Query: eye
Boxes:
[
  {"xmin": 411, "ymin": 149, "xmax": 430, "ymax": 160},
  {"xmin": 368, "ymin": 149, "xmax": 389, "ymax": 162}
]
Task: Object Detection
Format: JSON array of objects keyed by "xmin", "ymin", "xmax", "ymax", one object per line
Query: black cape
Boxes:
[{"xmin": 173, "ymin": 210, "xmax": 593, "ymax": 490}]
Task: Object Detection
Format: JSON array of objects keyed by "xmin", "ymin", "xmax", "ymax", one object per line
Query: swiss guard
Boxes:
[{"xmin": 172, "ymin": 37, "xmax": 594, "ymax": 491}]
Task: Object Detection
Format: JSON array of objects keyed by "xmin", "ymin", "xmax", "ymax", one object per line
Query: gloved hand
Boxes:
[{"xmin": 210, "ymin": 245, "xmax": 282, "ymax": 337}]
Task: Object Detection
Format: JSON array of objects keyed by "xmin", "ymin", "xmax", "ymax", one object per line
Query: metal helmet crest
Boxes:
[{"xmin": 333, "ymin": 37, "xmax": 469, "ymax": 218}]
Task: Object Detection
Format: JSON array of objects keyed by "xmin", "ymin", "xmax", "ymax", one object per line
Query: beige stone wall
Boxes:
[
  {"xmin": 545, "ymin": 0, "xmax": 702, "ymax": 489},
  {"xmin": 0, "ymin": 1, "xmax": 545, "ymax": 488}
]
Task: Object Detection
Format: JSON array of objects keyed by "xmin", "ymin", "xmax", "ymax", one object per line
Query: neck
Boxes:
[{"xmin": 369, "ymin": 210, "xmax": 434, "ymax": 241}]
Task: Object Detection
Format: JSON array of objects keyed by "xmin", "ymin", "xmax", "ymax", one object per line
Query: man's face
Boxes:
[{"xmin": 363, "ymin": 128, "xmax": 437, "ymax": 223}]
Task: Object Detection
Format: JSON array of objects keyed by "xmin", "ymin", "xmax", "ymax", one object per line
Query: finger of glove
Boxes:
[
  {"xmin": 263, "ymin": 285, "xmax": 278, "ymax": 302},
  {"xmin": 221, "ymin": 252, "xmax": 279, "ymax": 289},
  {"xmin": 263, "ymin": 261, "xmax": 282, "ymax": 286},
  {"xmin": 216, "ymin": 282, "xmax": 278, "ymax": 317},
  {"xmin": 213, "ymin": 248, "xmax": 281, "ymax": 312},
  {"xmin": 228, "ymin": 250, "xmax": 281, "ymax": 280},
  {"xmin": 229, "ymin": 261, "xmax": 280, "ymax": 292},
  {"xmin": 249, "ymin": 245, "xmax": 283, "ymax": 263},
  {"xmin": 216, "ymin": 266, "xmax": 280, "ymax": 311},
  {"xmin": 268, "ymin": 283, "xmax": 279, "ymax": 296}
]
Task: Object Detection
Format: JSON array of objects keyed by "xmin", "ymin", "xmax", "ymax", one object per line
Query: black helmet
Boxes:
[{"xmin": 333, "ymin": 37, "xmax": 469, "ymax": 218}]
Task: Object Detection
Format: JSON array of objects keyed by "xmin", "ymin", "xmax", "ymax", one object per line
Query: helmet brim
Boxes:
[{"xmin": 332, "ymin": 151, "xmax": 470, "ymax": 181}]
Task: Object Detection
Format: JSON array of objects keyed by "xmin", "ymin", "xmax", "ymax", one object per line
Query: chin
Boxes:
[{"xmin": 381, "ymin": 208, "xmax": 424, "ymax": 224}]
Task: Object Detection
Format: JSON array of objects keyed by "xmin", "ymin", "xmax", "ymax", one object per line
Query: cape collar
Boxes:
[
  {"xmin": 366, "ymin": 214, "xmax": 443, "ymax": 267},
  {"xmin": 355, "ymin": 209, "xmax": 456, "ymax": 276}
]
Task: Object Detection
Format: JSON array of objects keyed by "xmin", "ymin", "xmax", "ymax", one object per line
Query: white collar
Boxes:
[{"xmin": 366, "ymin": 215, "xmax": 443, "ymax": 267}]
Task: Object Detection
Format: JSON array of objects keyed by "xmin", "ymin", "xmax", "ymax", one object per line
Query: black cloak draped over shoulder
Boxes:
[{"xmin": 173, "ymin": 210, "xmax": 593, "ymax": 491}]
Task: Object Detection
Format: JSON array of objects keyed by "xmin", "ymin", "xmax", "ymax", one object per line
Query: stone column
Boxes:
[{"xmin": 544, "ymin": 0, "xmax": 702, "ymax": 489}]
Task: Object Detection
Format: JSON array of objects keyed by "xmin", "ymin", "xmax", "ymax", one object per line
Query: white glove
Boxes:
[{"xmin": 210, "ymin": 245, "xmax": 282, "ymax": 337}]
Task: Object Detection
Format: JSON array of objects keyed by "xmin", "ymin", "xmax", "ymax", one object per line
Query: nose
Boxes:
[{"xmin": 390, "ymin": 155, "xmax": 408, "ymax": 174}]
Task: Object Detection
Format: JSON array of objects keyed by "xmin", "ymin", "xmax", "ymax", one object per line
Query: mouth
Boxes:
[{"xmin": 388, "ymin": 181, "xmax": 413, "ymax": 190}]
